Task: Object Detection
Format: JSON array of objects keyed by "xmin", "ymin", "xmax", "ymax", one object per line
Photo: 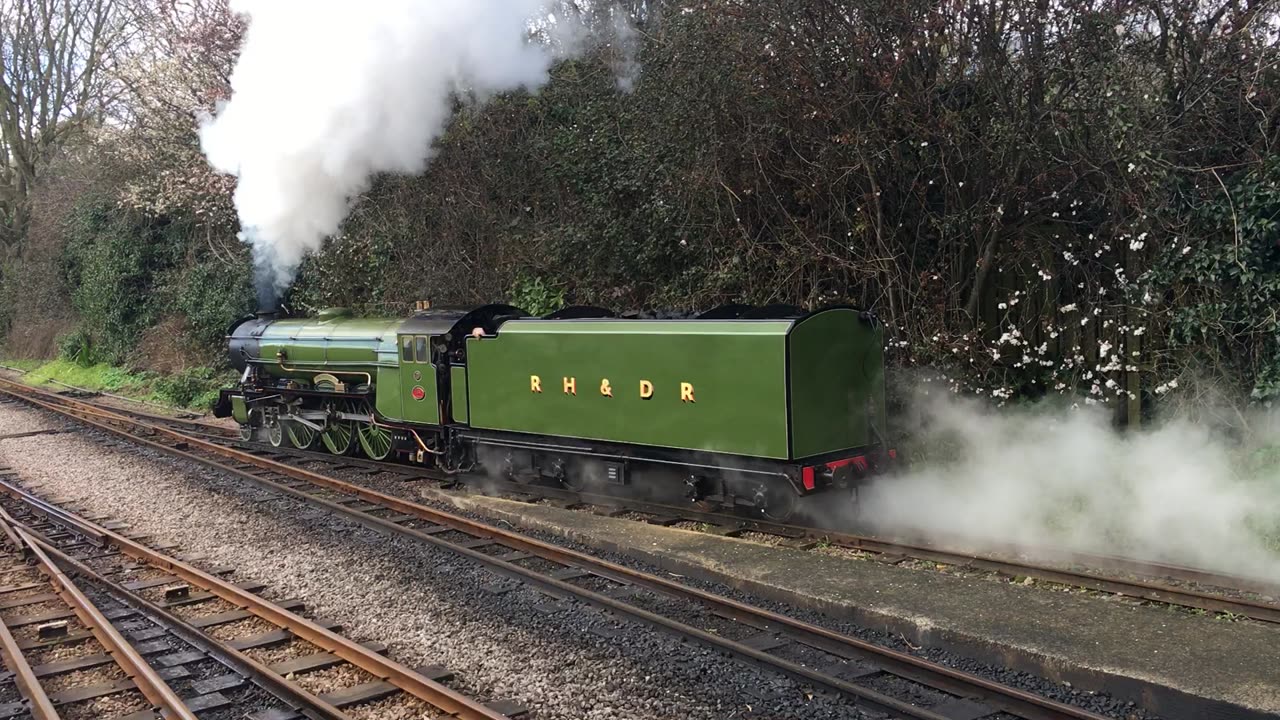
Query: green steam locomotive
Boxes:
[{"xmin": 214, "ymin": 303, "xmax": 891, "ymax": 520}]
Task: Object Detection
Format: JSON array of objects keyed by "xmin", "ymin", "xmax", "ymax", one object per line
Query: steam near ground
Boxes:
[
  {"xmin": 854, "ymin": 391, "xmax": 1280, "ymax": 580},
  {"xmin": 200, "ymin": 0, "xmax": 635, "ymax": 308}
]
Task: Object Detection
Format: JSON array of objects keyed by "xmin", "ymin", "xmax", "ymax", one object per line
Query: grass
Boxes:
[
  {"xmin": 7, "ymin": 358, "xmax": 231, "ymax": 412},
  {"xmin": 0, "ymin": 359, "xmax": 44, "ymax": 372},
  {"xmin": 23, "ymin": 359, "xmax": 149, "ymax": 392}
]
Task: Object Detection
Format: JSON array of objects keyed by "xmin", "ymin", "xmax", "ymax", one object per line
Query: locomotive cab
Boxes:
[{"xmin": 392, "ymin": 304, "xmax": 526, "ymax": 429}]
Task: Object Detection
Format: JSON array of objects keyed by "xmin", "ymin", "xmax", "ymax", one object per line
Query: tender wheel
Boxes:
[
  {"xmin": 758, "ymin": 482, "xmax": 798, "ymax": 524},
  {"xmin": 358, "ymin": 420, "xmax": 393, "ymax": 461},
  {"xmin": 321, "ymin": 401, "xmax": 358, "ymax": 455},
  {"xmin": 557, "ymin": 460, "xmax": 586, "ymax": 491},
  {"xmin": 285, "ymin": 416, "xmax": 319, "ymax": 450}
]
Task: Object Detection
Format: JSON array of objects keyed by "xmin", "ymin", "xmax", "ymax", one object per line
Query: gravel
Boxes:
[
  {"xmin": 349, "ymin": 469, "xmax": 1164, "ymax": 720},
  {"xmin": 41, "ymin": 664, "xmax": 126, "ymax": 693},
  {"xmin": 60, "ymin": 690, "xmax": 152, "ymax": 720},
  {"xmin": 0, "ymin": 398, "xmax": 1163, "ymax": 719},
  {"xmin": 0, "ymin": 402, "xmax": 871, "ymax": 720}
]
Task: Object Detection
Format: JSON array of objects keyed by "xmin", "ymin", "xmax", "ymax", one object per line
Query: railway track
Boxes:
[
  {"xmin": 0, "ymin": 506, "xmax": 198, "ymax": 720},
  {"xmin": 0, "ymin": 473, "xmax": 520, "ymax": 720},
  {"xmin": 243, "ymin": 440, "xmax": 1280, "ymax": 618},
  {"xmin": 6, "ymin": 378, "xmax": 1280, "ymax": 626},
  {"xmin": 0, "ymin": 377, "xmax": 1152, "ymax": 720}
]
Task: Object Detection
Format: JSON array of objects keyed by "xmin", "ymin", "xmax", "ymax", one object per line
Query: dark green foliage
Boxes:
[
  {"xmin": 1144, "ymin": 159, "xmax": 1280, "ymax": 401},
  {"xmin": 61, "ymin": 200, "xmax": 186, "ymax": 364},
  {"xmin": 152, "ymin": 366, "xmax": 232, "ymax": 409},
  {"xmin": 59, "ymin": 196, "xmax": 254, "ymax": 366},
  {"xmin": 509, "ymin": 274, "xmax": 565, "ymax": 317},
  {"xmin": 57, "ymin": 328, "xmax": 96, "ymax": 365},
  {"xmin": 278, "ymin": 0, "xmax": 1277, "ymax": 409},
  {"xmin": 7, "ymin": 1, "xmax": 1280, "ymax": 415},
  {"xmin": 174, "ymin": 259, "xmax": 255, "ymax": 351}
]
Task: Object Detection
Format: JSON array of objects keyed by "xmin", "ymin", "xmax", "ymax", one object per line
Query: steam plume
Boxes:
[
  {"xmin": 857, "ymin": 392, "xmax": 1280, "ymax": 580},
  {"xmin": 201, "ymin": 0, "xmax": 628, "ymax": 307}
]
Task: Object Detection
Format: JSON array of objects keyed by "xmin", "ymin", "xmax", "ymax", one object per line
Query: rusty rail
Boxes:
[
  {"xmin": 18, "ymin": 375, "xmax": 1280, "ymax": 615},
  {"xmin": 0, "ymin": 506, "xmax": 197, "ymax": 720},
  {"xmin": 0, "ymin": 378, "xmax": 1115, "ymax": 720},
  {"xmin": 0, "ymin": 476, "xmax": 506, "ymax": 720},
  {"xmin": 4, "ymin": 514, "xmax": 354, "ymax": 720},
  {"xmin": 0, "ymin": 598, "xmax": 59, "ymax": 720}
]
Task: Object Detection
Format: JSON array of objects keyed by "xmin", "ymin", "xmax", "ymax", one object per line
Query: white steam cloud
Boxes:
[
  {"xmin": 857, "ymin": 393, "xmax": 1280, "ymax": 580},
  {"xmin": 201, "ymin": 0, "xmax": 632, "ymax": 308}
]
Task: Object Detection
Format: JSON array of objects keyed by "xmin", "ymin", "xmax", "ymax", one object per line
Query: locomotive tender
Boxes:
[{"xmin": 215, "ymin": 303, "xmax": 891, "ymax": 520}]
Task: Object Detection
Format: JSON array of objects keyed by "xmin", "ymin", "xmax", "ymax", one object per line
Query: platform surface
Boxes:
[{"xmin": 430, "ymin": 489, "xmax": 1280, "ymax": 720}]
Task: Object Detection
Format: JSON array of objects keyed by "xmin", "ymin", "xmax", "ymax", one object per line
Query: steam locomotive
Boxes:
[{"xmin": 214, "ymin": 303, "xmax": 891, "ymax": 520}]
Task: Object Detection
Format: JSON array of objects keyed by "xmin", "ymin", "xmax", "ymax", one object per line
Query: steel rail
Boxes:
[
  {"xmin": 0, "ymin": 613, "xmax": 58, "ymax": 720},
  {"xmin": 184, "ymin": 393, "xmax": 1280, "ymax": 605},
  {"xmin": 80, "ymin": 402, "xmax": 233, "ymax": 437},
  {"xmin": 26, "ymin": 378, "xmax": 1280, "ymax": 604},
  {"xmin": 0, "ymin": 478, "xmax": 508, "ymax": 720},
  {"xmin": 9, "ymin": 379, "xmax": 1280, "ymax": 622},
  {"xmin": 231, "ymin": 434, "xmax": 1280, "ymax": 621},
  {"xmin": 0, "ymin": 571, "xmax": 60, "ymax": 720},
  {"xmin": 0, "ymin": 508, "xmax": 198, "ymax": 720},
  {"xmin": 4, "ymin": 515, "xmax": 354, "ymax": 720},
  {"xmin": 0, "ymin": 501, "xmax": 60, "ymax": 719},
  {"xmin": 0, "ymin": 381, "xmax": 1112, "ymax": 720},
  {"xmin": 0, "ymin": 420, "xmax": 957, "ymax": 720}
]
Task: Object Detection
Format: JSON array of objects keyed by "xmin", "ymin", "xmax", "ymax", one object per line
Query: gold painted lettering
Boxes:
[
  {"xmin": 681, "ymin": 382, "xmax": 695, "ymax": 403},
  {"xmin": 639, "ymin": 379, "xmax": 654, "ymax": 399},
  {"xmin": 563, "ymin": 377, "xmax": 577, "ymax": 395},
  {"xmin": 600, "ymin": 379, "xmax": 613, "ymax": 397},
  {"xmin": 530, "ymin": 375, "xmax": 542, "ymax": 393}
]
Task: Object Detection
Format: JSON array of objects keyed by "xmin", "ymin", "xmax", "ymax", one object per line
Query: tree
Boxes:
[
  {"xmin": 109, "ymin": 0, "xmax": 240, "ymax": 229},
  {"xmin": 0, "ymin": 0, "xmax": 128, "ymax": 247}
]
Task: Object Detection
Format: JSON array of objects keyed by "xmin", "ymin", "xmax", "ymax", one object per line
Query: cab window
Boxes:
[
  {"xmin": 401, "ymin": 337, "xmax": 413, "ymax": 362},
  {"xmin": 414, "ymin": 336, "xmax": 429, "ymax": 363}
]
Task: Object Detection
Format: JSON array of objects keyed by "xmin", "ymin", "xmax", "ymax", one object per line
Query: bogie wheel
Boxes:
[
  {"xmin": 265, "ymin": 408, "xmax": 284, "ymax": 448},
  {"xmin": 286, "ymin": 416, "xmax": 319, "ymax": 450},
  {"xmin": 321, "ymin": 401, "xmax": 358, "ymax": 455},
  {"xmin": 239, "ymin": 408, "xmax": 262, "ymax": 442},
  {"xmin": 358, "ymin": 412, "xmax": 394, "ymax": 461}
]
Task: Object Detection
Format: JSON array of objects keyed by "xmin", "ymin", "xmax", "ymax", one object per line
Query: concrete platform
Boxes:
[{"xmin": 429, "ymin": 489, "xmax": 1280, "ymax": 720}]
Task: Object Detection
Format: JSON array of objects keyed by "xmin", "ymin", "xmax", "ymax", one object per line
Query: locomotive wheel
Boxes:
[
  {"xmin": 358, "ymin": 421, "xmax": 393, "ymax": 461},
  {"xmin": 285, "ymin": 417, "xmax": 319, "ymax": 450},
  {"xmin": 265, "ymin": 409, "xmax": 284, "ymax": 448},
  {"xmin": 321, "ymin": 401, "xmax": 357, "ymax": 455},
  {"xmin": 238, "ymin": 408, "xmax": 261, "ymax": 442}
]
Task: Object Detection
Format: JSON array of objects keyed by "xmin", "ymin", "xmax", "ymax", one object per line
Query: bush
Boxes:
[
  {"xmin": 152, "ymin": 366, "xmax": 232, "ymax": 409},
  {"xmin": 509, "ymin": 274, "xmax": 565, "ymax": 316},
  {"xmin": 61, "ymin": 200, "xmax": 186, "ymax": 364},
  {"xmin": 57, "ymin": 328, "xmax": 97, "ymax": 366},
  {"xmin": 172, "ymin": 258, "xmax": 255, "ymax": 353}
]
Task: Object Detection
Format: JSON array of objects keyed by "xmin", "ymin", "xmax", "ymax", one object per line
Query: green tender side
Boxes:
[
  {"xmin": 786, "ymin": 308, "xmax": 885, "ymax": 459},
  {"xmin": 450, "ymin": 366, "xmax": 468, "ymax": 423},
  {"xmin": 466, "ymin": 320, "xmax": 793, "ymax": 459}
]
